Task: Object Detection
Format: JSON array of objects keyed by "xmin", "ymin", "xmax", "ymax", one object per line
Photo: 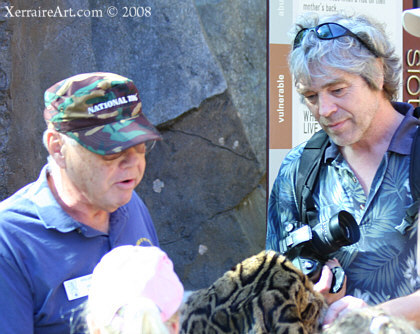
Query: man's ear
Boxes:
[
  {"xmin": 375, "ymin": 58, "xmax": 385, "ymax": 90},
  {"xmin": 168, "ymin": 313, "xmax": 180, "ymax": 334},
  {"xmin": 46, "ymin": 130, "xmax": 66, "ymax": 168},
  {"xmin": 170, "ymin": 320, "xmax": 180, "ymax": 334}
]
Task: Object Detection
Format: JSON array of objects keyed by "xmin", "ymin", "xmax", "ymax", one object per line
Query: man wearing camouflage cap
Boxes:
[{"xmin": 0, "ymin": 72, "xmax": 162, "ymax": 333}]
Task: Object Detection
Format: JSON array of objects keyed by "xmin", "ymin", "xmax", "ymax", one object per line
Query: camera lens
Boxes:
[
  {"xmin": 330, "ymin": 211, "xmax": 360, "ymax": 245},
  {"xmin": 310, "ymin": 210, "xmax": 360, "ymax": 256}
]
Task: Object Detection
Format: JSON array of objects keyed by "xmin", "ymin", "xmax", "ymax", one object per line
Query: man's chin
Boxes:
[
  {"xmin": 107, "ymin": 193, "xmax": 133, "ymax": 213},
  {"xmin": 327, "ymin": 132, "xmax": 357, "ymax": 147}
]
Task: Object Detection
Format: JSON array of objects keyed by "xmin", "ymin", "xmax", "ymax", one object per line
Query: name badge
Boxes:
[{"xmin": 63, "ymin": 274, "xmax": 92, "ymax": 301}]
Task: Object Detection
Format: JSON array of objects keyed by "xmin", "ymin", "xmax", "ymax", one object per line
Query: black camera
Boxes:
[{"xmin": 281, "ymin": 210, "xmax": 360, "ymax": 293}]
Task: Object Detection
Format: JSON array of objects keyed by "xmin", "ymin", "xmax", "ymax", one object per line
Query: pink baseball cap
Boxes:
[{"xmin": 87, "ymin": 245, "xmax": 184, "ymax": 325}]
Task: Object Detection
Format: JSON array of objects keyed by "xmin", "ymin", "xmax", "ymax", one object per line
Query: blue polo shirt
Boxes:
[
  {"xmin": 267, "ymin": 102, "xmax": 420, "ymax": 305},
  {"xmin": 0, "ymin": 164, "xmax": 159, "ymax": 333}
]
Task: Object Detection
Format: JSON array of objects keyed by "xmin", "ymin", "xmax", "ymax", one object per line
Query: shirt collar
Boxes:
[
  {"xmin": 32, "ymin": 164, "xmax": 82, "ymax": 233},
  {"xmin": 388, "ymin": 102, "xmax": 420, "ymax": 154},
  {"xmin": 324, "ymin": 102, "xmax": 419, "ymax": 162}
]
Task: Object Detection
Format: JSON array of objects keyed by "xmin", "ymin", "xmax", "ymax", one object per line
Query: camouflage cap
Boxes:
[{"xmin": 44, "ymin": 72, "xmax": 162, "ymax": 155}]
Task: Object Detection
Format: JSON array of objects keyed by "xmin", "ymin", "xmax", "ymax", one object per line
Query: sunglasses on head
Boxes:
[{"xmin": 293, "ymin": 22, "xmax": 380, "ymax": 58}]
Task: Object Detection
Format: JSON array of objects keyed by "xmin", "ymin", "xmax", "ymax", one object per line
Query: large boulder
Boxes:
[{"xmin": 0, "ymin": 0, "xmax": 266, "ymax": 289}]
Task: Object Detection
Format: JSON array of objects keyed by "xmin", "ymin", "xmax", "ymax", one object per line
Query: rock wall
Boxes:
[
  {"xmin": 0, "ymin": 0, "xmax": 266, "ymax": 289},
  {"xmin": 0, "ymin": 0, "xmax": 11, "ymax": 198}
]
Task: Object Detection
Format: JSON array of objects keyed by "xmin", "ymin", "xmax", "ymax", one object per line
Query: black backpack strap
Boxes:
[
  {"xmin": 413, "ymin": 106, "xmax": 420, "ymax": 119},
  {"xmin": 296, "ymin": 130, "xmax": 330, "ymax": 226},
  {"xmin": 395, "ymin": 107, "xmax": 420, "ymax": 234},
  {"xmin": 279, "ymin": 130, "xmax": 329, "ymax": 256},
  {"xmin": 409, "ymin": 120, "xmax": 420, "ymax": 203}
]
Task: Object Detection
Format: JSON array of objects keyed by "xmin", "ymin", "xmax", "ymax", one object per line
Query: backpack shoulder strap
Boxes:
[
  {"xmin": 396, "ymin": 107, "xmax": 420, "ymax": 234},
  {"xmin": 409, "ymin": 119, "xmax": 420, "ymax": 203},
  {"xmin": 279, "ymin": 130, "xmax": 329, "ymax": 256},
  {"xmin": 296, "ymin": 130, "xmax": 329, "ymax": 226}
]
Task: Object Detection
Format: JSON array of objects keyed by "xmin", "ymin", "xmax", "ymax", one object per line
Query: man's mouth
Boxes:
[
  {"xmin": 325, "ymin": 119, "xmax": 346, "ymax": 131},
  {"xmin": 116, "ymin": 178, "xmax": 136, "ymax": 188}
]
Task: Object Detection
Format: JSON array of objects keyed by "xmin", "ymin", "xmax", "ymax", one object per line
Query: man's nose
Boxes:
[
  {"xmin": 318, "ymin": 93, "xmax": 337, "ymax": 118},
  {"xmin": 120, "ymin": 145, "xmax": 145, "ymax": 167}
]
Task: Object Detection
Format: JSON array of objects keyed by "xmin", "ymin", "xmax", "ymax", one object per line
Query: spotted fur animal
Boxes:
[{"xmin": 180, "ymin": 250, "xmax": 326, "ymax": 334}]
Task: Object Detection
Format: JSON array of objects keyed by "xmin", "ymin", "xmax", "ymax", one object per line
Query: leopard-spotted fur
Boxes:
[{"xmin": 180, "ymin": 250, "xmax": 326, "ymax": 334}]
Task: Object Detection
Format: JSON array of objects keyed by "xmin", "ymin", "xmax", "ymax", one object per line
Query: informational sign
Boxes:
[
  {"xmin": 268, "ymin": 0, "xmax": 419, "ymax": 192},
  {"xmin": 403, "ymin": 1, "xmax": 420, "ymax": 106}
]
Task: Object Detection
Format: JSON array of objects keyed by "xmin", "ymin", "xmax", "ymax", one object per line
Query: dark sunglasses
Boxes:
[{"xmin": 293, "ymin": 22, "xmax": 380, "ymax": 58}]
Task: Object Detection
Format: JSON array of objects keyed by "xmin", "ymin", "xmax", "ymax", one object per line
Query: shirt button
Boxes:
[
  {"xmin": 360, "ymin": 204, "xmax": 365, "ymax": 210},
  {"xmin": 76, "ymin": 228, "xmax": 82, "ymax": 234},
  {"xmin": 352, "ymin": 176, "xmax": 358, "ymax": 183}
]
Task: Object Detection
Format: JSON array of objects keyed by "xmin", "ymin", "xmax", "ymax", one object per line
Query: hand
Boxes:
[
  {"xmin": 314, "ymin": 258, "xmax": 346, "ymax": 305},
  {"xmin": 323, "ymin": 295, "xmax": 368, "ymax": 328}
]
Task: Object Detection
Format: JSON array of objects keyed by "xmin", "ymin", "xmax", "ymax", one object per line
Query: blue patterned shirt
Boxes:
[{"xmin": 267, "ymin": 102, "xmax": 420, "ymax": 305}]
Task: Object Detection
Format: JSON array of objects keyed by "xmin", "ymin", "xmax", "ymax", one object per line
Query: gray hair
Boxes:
[
  {"xmin": 288, "ymin": 12, "xmax": 401, "ymax": 101},
  {"xmin": 42, "ymin": 129, "xmax": 79, "ymax": 152},
  {"xmin": 323, "ymin": 307, "xmax": 417, "ymax": 334}
]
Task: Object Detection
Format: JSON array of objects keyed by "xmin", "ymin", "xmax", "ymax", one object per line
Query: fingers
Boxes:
[
  {"xmin": 323, "ymin": 295, "xmax": 368, "ymax": 327},
  {"xmin": 314, "ymin": 259, "xmax": 347, "ymax": 304},
  {"xmin": 314, "ymin": 264, "xmax": 333, "ymax": 294},
  {"xmin": 325, "ymin": 258, "xmax": 341, "ymax": 268},
  {"xmin": 323, "ymin": 297, "xmax": 349, "ymax": 326}
]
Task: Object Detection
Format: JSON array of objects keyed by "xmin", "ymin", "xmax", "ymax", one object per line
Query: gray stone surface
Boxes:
[
  {"xmin": 0, "ymin": 0, "xmax": 267, "ymax": 289},
  {"xmin": 0, "ymin": 0, "xmax": 11, "ymax": 200},
  {"xmin": 138, "ymin": 92, "xmax": 265, "ymax": 288},
  {"xmin": 195, "ymin": 0, "xmax": 267, "ymax": 167},
  {"xmin": 89, "ymin": 0, "xmax": 228, "ymax": 125}
]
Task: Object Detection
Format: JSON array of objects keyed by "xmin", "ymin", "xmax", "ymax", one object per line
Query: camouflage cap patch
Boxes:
[{"xmin": 44, "ymin": 72, "xmax": 162, "ymax": 155}]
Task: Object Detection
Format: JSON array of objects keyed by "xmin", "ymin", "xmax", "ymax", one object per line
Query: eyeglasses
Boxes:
[
  {"xmin": 101, "ymin": 140, "xmax": 157, "ymax": 161},
  {"xmin": 293, "ymin": 22, "xmax": 380, "ymax": 58},
  {"xmin": 145, "ymin": 140, "xmax": 156, "ymax": 154}
]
